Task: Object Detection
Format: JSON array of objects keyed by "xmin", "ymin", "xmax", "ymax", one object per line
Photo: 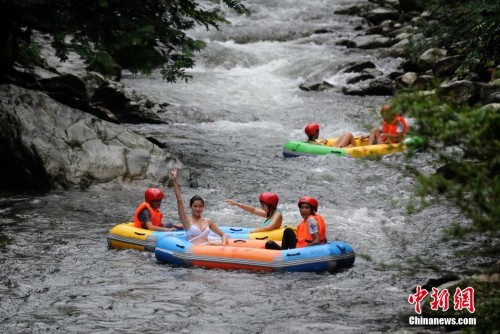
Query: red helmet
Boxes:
[
  {"xmin": 298, "ymin": 196, "xmax": 318, "ymax": 210},
  {"xmin": 259, "ymin": 192, "xmax": 279, "ymax": 208},
  {"xmin": 145, "ymin": 188, "xmax": 164, "ymax": 202},
  {"xmin": 304, "ymin": 123, "xmax": 320, "ymax": 137}
]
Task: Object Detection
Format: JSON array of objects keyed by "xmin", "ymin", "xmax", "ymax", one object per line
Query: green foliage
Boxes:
[
  {"xmin": 416, "ymin": 0, "xmax": 499, "ymax": 75},
  {"xmin": 392, "ymin": 90, "xmax": 500, "ymax": 233},
  {"xmin": 0, "ymin": 0, "xmax": 249, "ymax": 82}
]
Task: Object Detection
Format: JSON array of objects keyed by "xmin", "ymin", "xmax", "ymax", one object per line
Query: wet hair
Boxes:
[
  {"xmin": 190, "ymin": 195, "xmax": 205, "ymax": 207},
  {"xmin": 260, "ymin": 201, "xmax": 276, "ymax": 219}
]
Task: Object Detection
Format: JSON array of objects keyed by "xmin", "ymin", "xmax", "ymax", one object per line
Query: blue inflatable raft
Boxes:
[{"xmin": 155, "ymin": 236, "xmax": 355, "ymax": 273}]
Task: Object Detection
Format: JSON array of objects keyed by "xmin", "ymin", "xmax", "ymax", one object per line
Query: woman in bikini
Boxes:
[{"xmin": 172, "ymin": 167, "xmax": 228, "ymax": 245}]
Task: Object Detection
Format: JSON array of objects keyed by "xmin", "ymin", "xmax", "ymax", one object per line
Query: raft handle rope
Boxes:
[
  {"xmin": 336, "ymin": 245, "xmax": 346, "ymax": 254},
  {"xmin": 286, "ymin": 252, "xmax": 301, "ymax": 257}
]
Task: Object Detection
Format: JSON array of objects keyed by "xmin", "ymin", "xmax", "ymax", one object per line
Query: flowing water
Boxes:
[{"xmin": 0, "ymin": 1, "xmax": 491, "ymax": 333}]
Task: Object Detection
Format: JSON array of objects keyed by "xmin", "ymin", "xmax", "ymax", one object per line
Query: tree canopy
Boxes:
[
  {"xmin": 0, "ymin": 0, "xmax": 249, "ymax": 82},
  {"xmin": 413, "ymin": 0, "xmax": 499, "ymax": 75}
]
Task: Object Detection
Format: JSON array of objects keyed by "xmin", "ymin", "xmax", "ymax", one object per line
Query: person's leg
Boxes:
[
  {"xmin": 333, "ymin": 132, "xmax": 356, "ymax": 148},
  {"xmin": 265, "ymin": 240, "xmax": 282, "ymax": 250},
  {"xmin": 369, "ymin": 128, "xmax": 382, "ymax": 145},
  {"xmin": 281, "ymin": 228, "xmax": 297, "ymax": 249}
]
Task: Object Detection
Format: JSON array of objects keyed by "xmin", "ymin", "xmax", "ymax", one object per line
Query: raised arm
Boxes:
[
  {"xmin": 224, "ymin": 199, "xmax": 267, "ymax": 218},
  {"xmin": 171, "ymin": 167, "xmax": 191, "ymax": 230}
]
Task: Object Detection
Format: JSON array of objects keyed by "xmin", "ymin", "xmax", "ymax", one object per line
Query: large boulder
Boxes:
[
  {"xmin": 417, "ymin": 48, "xmax": 448, "ymax": 72},
  {"xmin": 439, "ymin": 80, "xmax": 477, "ymax": 105},
  {"xmin": 0, "ymin": 84, "xmax": 189, "ymax": 191}
]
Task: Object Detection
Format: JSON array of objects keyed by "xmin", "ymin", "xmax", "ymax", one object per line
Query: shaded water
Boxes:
[{"xmin": 0, "ymin": 0, "xmax": 491, "ymax": 333}]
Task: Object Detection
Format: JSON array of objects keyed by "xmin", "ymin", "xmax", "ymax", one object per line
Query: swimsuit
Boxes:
[{"xmin": 187, "ymin": 224, "xmax": 211, "ymax": 244}]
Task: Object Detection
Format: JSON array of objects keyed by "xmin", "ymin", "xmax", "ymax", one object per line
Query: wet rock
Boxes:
[
  {"xmin": 347, "ymin": 74, "xmax": 375, "ymax": 84},
  {"xmin": 347, "ymin": 34, "xmax": 395, "ymax": 49},
  {"xmin": 399, "ymin": 0, "xmax": 425, "ymax": 12},
  {"xmin": 433, "ymin": 55, "xmax": 464, "ymax": 78},
  {"xmin": 0, "ymin": 84, "xmax": 187, "ymax": 191},
  {"xmin": 395, "ymin": 72, "xmax": 418, "ymax": 88},
  {"xmin": 413, "ymin": 75, "xmax": 436, "ymax": 90},
  {"xmin": 417, "ymin": 48, "xmax": 448, "ymax": 72},
  {"xmin": 365, "ymin": 77, "xmax": 395, "ymax": 95},
  {"xmin": 334, "ymin": 4, "xmax": 376, "ymax": 16},
  {"xmin": 342, "ymin": 61, "xmax": 377, "ymax": 73},
  {"xmin": 299, "ymin": 81, "xmax": 335, "ymax": 92},
  {"xmin": 478, "ymin": 81, "xmax": 500, "ymax": 103},
  {"xmin": 361, "ymin": 7, "xmax": 400, "ymax": 25},
  {"xmin": 342, "ymin": 77, "xmax": 394, "ymax": 96},
  {"xmin": 440, "ymin": 80, "xmax": 477, "ymax": 105}
]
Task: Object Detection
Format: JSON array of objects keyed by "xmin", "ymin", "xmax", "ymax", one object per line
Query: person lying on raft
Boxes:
[
  {"xmin": 364, "ymin": 105, "xmax": 408, "ymax": 145},
  {"xmin": 133, "ymin": 188, "xmax": 184, "ymax": 231},
  {"xmin": 304, "ymin": 123, "xmax": 356, "ymax": 148},
  {"xmin": 225, "ymin": 192, "xmax": 283, "ymax": 233},
  {"xmin": 265, "ymin": 196, "xmax": 327, "ymax": 250},
  {"xmin": 172, "ymin": 167, "xmax": 228, "ymax": 245}
]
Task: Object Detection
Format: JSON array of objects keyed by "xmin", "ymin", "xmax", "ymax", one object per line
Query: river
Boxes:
[{"xmin": 0, "ymin": 0, "xmax": 486, "ymax": 333}]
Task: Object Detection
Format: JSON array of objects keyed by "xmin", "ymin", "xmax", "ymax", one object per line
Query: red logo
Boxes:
[
  {"xmin": 408, "ymin": 286, "xmax": 475, "ymax": 314},
  {"xmin": 408, "ymin": 285, "xmax": 428, "ymax": 314}
]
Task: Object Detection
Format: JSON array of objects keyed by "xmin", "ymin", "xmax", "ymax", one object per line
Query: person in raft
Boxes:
[
  {"xmin": 225, "ymin": 192, "xmax": 283, "ymax": 233},
  {"xmin": 304, "ymin": 122, "xmax": 357, "ymax": 148},
  {"xmin": 172, "ymin": 166, "xmax": 228, "ymax": 245},
  {"xmin": 367, "ymin": 105, "xmax": 408, "ymax": 145},
  {"xmin": 265, "ymin": 196, "xmax": 327, "ymax": 250},
  {"xmin": 133, "ymin": 188, "xmax": 184, "ymax": 231}
]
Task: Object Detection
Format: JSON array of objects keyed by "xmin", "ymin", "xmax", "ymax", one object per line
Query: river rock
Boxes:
[
  {"xmin": 395, "ymin": 72, "xmax": 418, "ymax": 88},
  {"xmin": 298, "ymin": 81, "xmax": 335, "ymax": 92},
  {"xmin": 361, "ymin": 7, "xmax": 400, "ymax": 25},
  {"xmin": 342, "ymin": 61, "xmax": 377, "ymax": 73},
  {"xmin": 399, "ymin": 0, "xmax": 425, "ymax": 12},
  {"xmin": 417, "ymin": 48, "xmax": 447, "ymax": 72},
  {"xmin": 439, "ymin": 80, "xmax": 477, "ymax": 105},
  {"xmin": 0, "ymin": 84, "xmax": 188, "ymax": 191},
  {"xmin": 433, "ymin": 55, "xmax": 464, "ymax": 78},
  {"xmin": 347, "ymin": 34, "xmax": 395, "ymax": 49}
]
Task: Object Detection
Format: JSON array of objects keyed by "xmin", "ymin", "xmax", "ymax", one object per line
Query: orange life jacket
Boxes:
[
  {"xmin": 133, "ymin": 202, "xmax": 163, "ymax": 229},
  {"xmin": 296, "ymin": 214, "xmax": 327, "ymax": 248},
  {"xmin": 382, "ymin": 115, "xmax": 408, "ymax": 143}
]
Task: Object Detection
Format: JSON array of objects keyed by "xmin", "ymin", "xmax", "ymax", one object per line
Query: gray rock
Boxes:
[
  {"xmin": 439, "ymin": 80, "xmax": 477, "ymax": 105},
  {"xmin": 433, "ymin": 55, "xmax": 464, "ymax": 78},
  {"xmin": 361, "ymin": 7, "xmax": 400, "ymax": 25},
  {"xmin": 0, "ymin": 84, "xmax": 188, "ymax": 191},
  {"xmin": 347, "ymin": 34, "xmax": 396, "ymax": 49},
  {"xmin": 396, "ymin": 72, "xmax": 418, "ymax": 88},
  {"xmin": 417, "ymin": 48, "xmax": 447, "ymax": 72}
]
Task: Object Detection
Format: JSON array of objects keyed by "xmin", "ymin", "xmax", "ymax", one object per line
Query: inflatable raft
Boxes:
[
  {"xmin": 283, "ymin": 136, "xmax": 420, "ymax": 158},
  {"xmin": 220, "ymin": 226, "xmax": 296, "ymax": 241},
  {"xmin": 107, "ymin": 223, "xmax": 295, "ymax": 252},
  {"xmin": 155, "ymin": 236, "xmax": 355, "ymax": 273},
  {"xmin": 107, "ymin": 223, "xmax": 186, "ymax": 252}
]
